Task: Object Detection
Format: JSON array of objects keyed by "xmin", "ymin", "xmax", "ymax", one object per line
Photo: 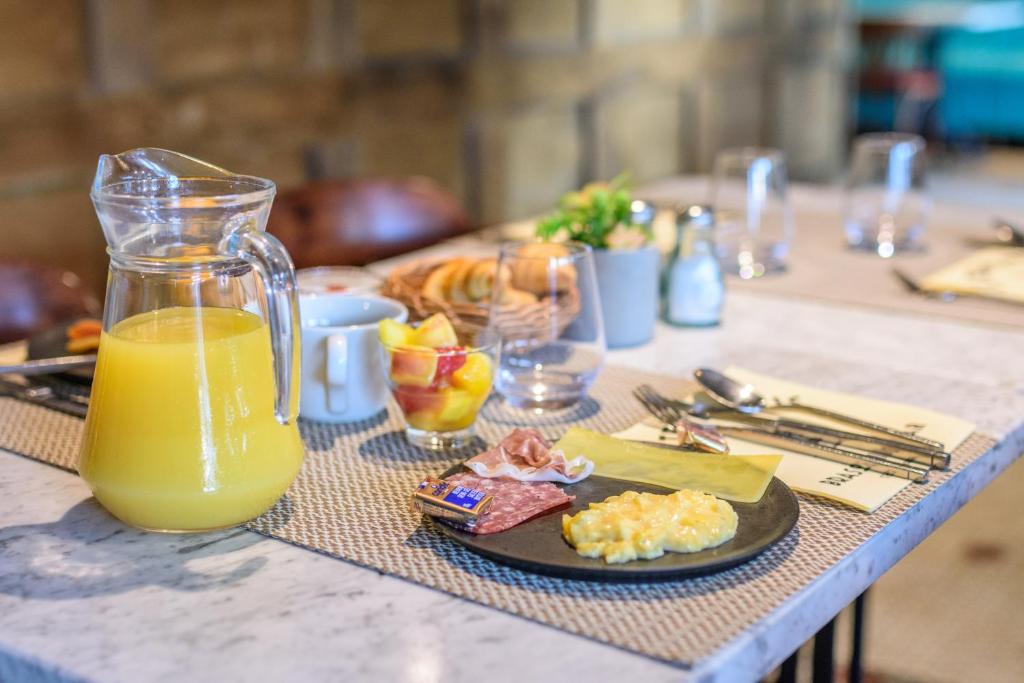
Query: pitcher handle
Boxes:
[{"xmin": 222, "ymin": 228, "xmax": 299, "ymax": 425}]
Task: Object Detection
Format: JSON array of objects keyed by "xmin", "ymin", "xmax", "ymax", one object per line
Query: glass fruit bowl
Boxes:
[{"xmin": 379, "ymin": 313, "xmax": 496, "ymax": 450}]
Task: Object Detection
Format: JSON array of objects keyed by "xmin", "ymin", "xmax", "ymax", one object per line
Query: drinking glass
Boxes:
[
  {"xmin": 491, "ymin": 242, "xmax": 605, "ymax": 410},
  {"xmin": 709, "ymin": 147, "xmax": 793, "ymax": 279},
  {"xmin": 843, "ymin": 133, "xmax": 929, "ymax": 257}
]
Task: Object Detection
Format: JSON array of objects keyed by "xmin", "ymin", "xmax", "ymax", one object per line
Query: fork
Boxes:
[
  {"xmin": 891, "ymin": 268, "xmax": 956, "ymax": 302},
  {"xmin": 631, "ymin": 386, "xmax": 729, "ymax": 453}
]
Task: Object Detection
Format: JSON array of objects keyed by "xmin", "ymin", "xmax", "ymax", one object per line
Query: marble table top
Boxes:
[{"xmin": 3, "ymin": 185, "xmax": 1024, "ymax": 682}]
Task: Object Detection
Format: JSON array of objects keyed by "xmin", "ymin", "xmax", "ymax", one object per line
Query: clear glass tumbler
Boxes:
[
  {"xmin": 709, "ymin": 147, "xmax": 793, "ymax": 279},
  {"xmin": 491, "ymin": 242, "xmax": 605, "ymax": 410},
  {"xmin": 843, "ymin": 133, "xmax": 929, "ymax": 257}
]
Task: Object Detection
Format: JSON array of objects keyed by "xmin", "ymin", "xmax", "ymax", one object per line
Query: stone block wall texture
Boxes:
[{"xmin": 0, "ymin": 0, "xmax": 851, "ymax": 293}]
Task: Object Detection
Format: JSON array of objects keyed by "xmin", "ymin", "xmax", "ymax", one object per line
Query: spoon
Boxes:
[
  {"xmin": 994, "ymin": 218, "xmax": 1024, "ymax": 247},
  {"xmin": 693, "ymin": 368, "xmax": 764, "ymax": 414},
  {"xmin": 693, "ymin": 368, "xmax": 948, "ymax": 455}
]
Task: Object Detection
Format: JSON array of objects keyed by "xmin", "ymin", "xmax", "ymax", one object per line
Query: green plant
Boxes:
[{"xmin": 535, "ymin": 173, "xmax": 652, "ymax": 249}]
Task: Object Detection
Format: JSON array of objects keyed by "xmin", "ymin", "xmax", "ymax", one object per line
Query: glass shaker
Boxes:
[{"xmin": 662, "ymin": 205, "xmax": 724, "ymax": 327}]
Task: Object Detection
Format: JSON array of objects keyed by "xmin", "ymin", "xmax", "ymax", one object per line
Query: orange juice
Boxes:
[{"xmin": 78, "ymin": 307, "xmax": 304, "ymax": 531}]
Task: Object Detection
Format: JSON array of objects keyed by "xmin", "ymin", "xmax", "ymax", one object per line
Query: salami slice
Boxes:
[{"xmin": 443, "ymin": 472, "xmax": 574, "ymax": 535}]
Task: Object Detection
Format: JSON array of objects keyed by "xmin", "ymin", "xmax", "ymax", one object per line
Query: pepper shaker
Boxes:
[{"xmin": 662, "ymin": 205, "xmax": 724, "ymax": 327}]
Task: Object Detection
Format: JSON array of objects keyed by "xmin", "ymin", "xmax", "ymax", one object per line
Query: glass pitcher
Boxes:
[{"xmin": 79, "ymin": 148, "xmax": 304, "ymax": 532}]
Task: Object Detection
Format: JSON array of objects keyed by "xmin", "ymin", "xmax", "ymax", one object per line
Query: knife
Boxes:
[
  {"xmin": 712, "ymin": 412, "xmax": 951, "ymax": 470},
  {"xmin": 653, "ymin": 392, "xmax": 950, "ymax": 469},
  {"xmin": 719, "ymin": 425, "xmax": 930, "ymax": 483},
  {"xmin": 632, "ymin": 422, "xmax": 930, "ymax": 482},
  {"xmin": 0, "ymin": 378, "xmax": 89, "ymax": 418},
  {"xmin": 0, "ymin": 355, "xmax": 97, "ymax": 376}
]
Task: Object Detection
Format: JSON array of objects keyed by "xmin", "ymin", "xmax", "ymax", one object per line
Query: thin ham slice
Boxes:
[
  {"xmin": 443, "ymin": 472, "xmax": 574, "ymax": 535},
  {"xmin": 464, "ymin": 428, "xmax": 594, "ymax": 484}
]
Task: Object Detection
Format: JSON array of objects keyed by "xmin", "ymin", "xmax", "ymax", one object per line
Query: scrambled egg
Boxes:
[{"xmin": 562, "ymin": 490, "xmax": 738, "ymax": 564}]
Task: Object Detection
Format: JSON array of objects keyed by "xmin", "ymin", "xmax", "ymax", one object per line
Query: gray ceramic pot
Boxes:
[{"xmin": 592, "ymin": 244, "xmax": 660, "ymax": 348}]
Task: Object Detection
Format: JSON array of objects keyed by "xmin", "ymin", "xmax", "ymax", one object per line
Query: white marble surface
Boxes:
[
  {"xmin": 3, "ymin": 190, "xmax": 1024, "ymax": 682},
  {"xmin": 0, "ymin": 452, "xmax": 684, "ymax": 683}
]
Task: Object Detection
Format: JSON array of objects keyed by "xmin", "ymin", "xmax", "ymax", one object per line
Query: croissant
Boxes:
[
  {"xmin": 421, "ymin": 257, "xmax": 537, "ymax": 305},
  {"xmin": 447, "ymin": 259, "xmax": 478, "ymax": 304},
  {"xmin": 422, "ymin": 258, "xmax": 471, "ymax": 302},
  {"xmin": 465, "ymin": 260, "xmax": 498, "ymax": 301},
  {"xmin": 509, "ymin": 242, "xmax": 577, "ymax": 295}
]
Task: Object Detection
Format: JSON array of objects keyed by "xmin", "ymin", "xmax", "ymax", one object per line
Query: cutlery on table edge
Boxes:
[
  {"xmin": 0, "ymin": 378, "xmax": 89, "ymax": 418},
  {"xmin": 637, "ymin": 384, "xmax": 948, "ymax": 467},
  {"xmin": 994, "ymin": 218, "xmax": 1024, "ymax": 247},
  {"xmin": 891, "ymin": 268, "xmax": 956, "ymax": 302},
  {"xmin": 634, "ymin": 386, "xmax": 931, "ymax": 482},
  {"xmin": 0, "ymin": 355, "xmax": 97, "ymax": 376}
]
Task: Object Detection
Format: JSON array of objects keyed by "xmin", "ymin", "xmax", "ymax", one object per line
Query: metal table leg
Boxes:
[
  {"xmin": 812, "ymin": 617, "xmax": 836, "ymax": 683},
  {"xmin": 777, "ymin": 650, "xmax": 798, "ymax": 683},
  {"xmin": 849, "ymin": 591, "xmax": 868, "ymax": 683}
]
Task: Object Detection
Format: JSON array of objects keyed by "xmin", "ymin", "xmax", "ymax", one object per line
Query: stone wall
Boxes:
[{"xmin": 0, "ymin": 0, "xmax": 850, "ymax": 293}]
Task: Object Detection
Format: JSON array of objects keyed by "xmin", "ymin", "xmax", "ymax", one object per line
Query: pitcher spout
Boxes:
[{"xmin": 90, "ymin": 147, "xmax": 276, "ymax": 258}]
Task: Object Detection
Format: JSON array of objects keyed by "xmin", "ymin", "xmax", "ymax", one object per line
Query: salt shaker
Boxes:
[{"xmin": 662, "ymin": 205, "xmax": 724, "ymax": 327}]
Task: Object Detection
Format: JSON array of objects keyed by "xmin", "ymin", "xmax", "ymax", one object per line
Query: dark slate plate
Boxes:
[
  {"xmin": 433, "ymin": 467, "xmax": 799, "ymax": 581},
  {"xmin": 27, "ymin": 321, "xmax": 94, "ymax": 384}
]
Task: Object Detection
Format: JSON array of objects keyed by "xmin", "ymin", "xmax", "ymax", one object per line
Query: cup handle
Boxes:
[{"xmin": 325, "ymin": 334, "xmax": 349, "ymax": 414}]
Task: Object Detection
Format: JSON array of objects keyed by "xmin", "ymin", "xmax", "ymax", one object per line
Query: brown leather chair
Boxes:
[
  {"xmin": 0, "ymin": 261, "xmax": 102, "ymax": 344},
  {"xmin": 267, "ymin": 178, "xmax": 473, "ymax": 269}
]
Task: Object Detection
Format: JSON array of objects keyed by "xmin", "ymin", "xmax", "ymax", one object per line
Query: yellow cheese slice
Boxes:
[{"xmin": 553, "ymin": 427, "xmax": 780, "ymax": 504}]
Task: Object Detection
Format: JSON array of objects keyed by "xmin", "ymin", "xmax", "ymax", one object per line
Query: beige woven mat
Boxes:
[{"xmin": 0, "ymin": 367, "xmax": 995, "ymax": 668}]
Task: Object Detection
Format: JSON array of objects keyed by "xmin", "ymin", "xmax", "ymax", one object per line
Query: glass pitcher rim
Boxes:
[
  {"xmin": 105, "ymin": 247, "xmax": 253, "ymax": 274},
  {"xmin": 92, "ymin": 177, "xmax": 276, "ymax": 208},
  {"xmin": 91, "ymin": 147, "xmax": 275, "ymax": 207}
]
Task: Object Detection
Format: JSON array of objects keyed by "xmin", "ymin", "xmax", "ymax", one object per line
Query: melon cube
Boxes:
[
  {"xmin": 451, "ymin": 353, "xmax": 493, "ymax": 397},
  {"xmin": 413, "ymin": 313, "xmax": 458, "ymax": 348},
  {"xmin": 436, "ymin": 388, "xmax": 478, "ymax": 429},
  {"xmin": 379, "ymin": 318, "xmax": 414, "ymax": 347}
]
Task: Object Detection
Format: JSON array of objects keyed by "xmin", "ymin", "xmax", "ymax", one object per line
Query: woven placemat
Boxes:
[{"xmin": 0, "ymin": 367, "xmax": 995, "ymax": 669}]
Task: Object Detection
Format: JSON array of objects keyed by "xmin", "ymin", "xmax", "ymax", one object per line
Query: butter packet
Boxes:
[{"xmin": 411, "ymin": 476, "xmax": 493, "ymax": 525}]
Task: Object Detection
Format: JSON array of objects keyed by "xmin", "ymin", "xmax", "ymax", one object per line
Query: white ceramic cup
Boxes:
[{"xmin": 299, "ymin": 294, "xmax": 408, "ymax": 423}]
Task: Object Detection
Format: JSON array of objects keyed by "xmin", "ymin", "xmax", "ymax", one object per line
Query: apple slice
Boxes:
[
  {"xmin": 413, "ymin": 313, "xmax": 458, "ymax": 348},
  {"xmin": 389, "ymin": 345, "xmax": 438, "ymax": 387},
  {"xmin": 393, "ymin": 385, "xmax": 444, "ymax": 417}
]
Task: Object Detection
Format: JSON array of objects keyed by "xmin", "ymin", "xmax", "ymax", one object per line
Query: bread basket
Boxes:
[{"xmin": 382, "ymin": 258, "xmax": 581, "ymax": 342}]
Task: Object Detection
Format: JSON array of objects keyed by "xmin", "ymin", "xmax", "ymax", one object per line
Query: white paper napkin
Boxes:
[
  {"xmin": 920, "ymin": 246, "xmax": 1024, "ymax": 304},
  {"xmin": 615, "ymin": 367, "xmax": 976, "ymax": 513}
]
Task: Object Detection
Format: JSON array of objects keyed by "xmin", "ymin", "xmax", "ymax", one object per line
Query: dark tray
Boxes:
[
  {"xmin": 27, "ymin": 321, "xmax": 94, "ymax": 385},
  {"xmin": 433, "ymin": 466, "xmax": 799, "ymax": 581}
]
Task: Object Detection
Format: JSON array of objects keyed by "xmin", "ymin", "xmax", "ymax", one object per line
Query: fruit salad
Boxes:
[{"xmin": 378, "ymin": 313, "xmax": 495, "ymax": 438}]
